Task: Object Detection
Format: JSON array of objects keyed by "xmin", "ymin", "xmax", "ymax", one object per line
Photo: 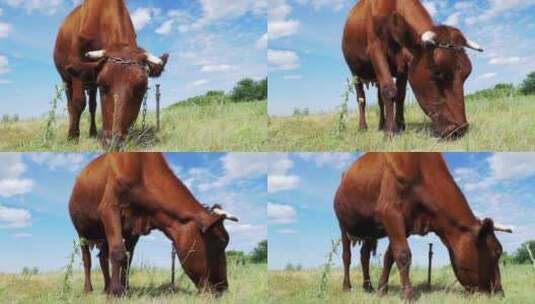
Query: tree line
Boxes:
[
  {"xmin": 467, "ymin": 71, "xmax": 535, "ymax": 100},
  {"xmin": 226, "ymin": 240, "xmax": 267, "ymax": 265}
]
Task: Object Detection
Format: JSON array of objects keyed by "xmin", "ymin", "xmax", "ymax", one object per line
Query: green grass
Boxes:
[
  {"xmin": 0, "ymin": 263, "xmax": 267, "ymax": 304},
  {"xmin": 269, "ymin": 264, "xmax": 534, "ymax": 304},
  {"xmin": 0, "ymin": 100, "xmax": 267, "ymax": 152},
  {"xmin": 268, "ymin": 96, "xmax": 535, "ymax": 151}
]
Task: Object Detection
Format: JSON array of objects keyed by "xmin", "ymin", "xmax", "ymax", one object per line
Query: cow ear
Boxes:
[
  {"xmin": 66, "ymin": 59, "xmax": 106, "ymax": 81},
  {"xmin": 477, "ymin": 218, "xmax": 494, "ymax": 239},
  {"xmin": 199, "ymin": 214, "xmax": 225, "ymax": 234},
  {"xmin": 389, "ymin": 13, "xmax": 411, "ymax": 47},
  {"xmin": 147, "ymin": 53, "xmax": 169, "ymax": 78}
]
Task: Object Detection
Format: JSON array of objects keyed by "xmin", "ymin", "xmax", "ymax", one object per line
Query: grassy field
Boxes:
[
  {"xmin": 268, "ymin": 96, "xmax": 535, "ymax": 151},
  {"xmin": 0, "ymin": 100, "xmax": 267, "ymax": 152},
  {"xmin": 269, "ymin": 264, "xmax": 534, "ymax": 304},
  {"xmin": 0, "ymin": 263, "xmax": 267, "ymax": 304}
]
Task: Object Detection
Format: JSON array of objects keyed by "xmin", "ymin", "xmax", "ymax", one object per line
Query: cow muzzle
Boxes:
[{"xmin": 439, "ymin": 123, "xmax": 469, "ymax": 139}]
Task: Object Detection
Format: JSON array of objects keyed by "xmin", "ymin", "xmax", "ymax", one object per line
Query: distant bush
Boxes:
[
  {"xmin": 293, "ymin": 108, "xmax": 310, "ymax": 116},
  {"xmin": 21, "ymin": 266, "xmax": 39, "ymax": 276},
  {"xmin": 230, "ymin": 78, "xmax": 267, "ymax": 102},
  {"xmin": 227, "ymin": 250, "xmax": 247, "ymax": 265},
  {"xmin": 249, "ymin": 240, "xmax": 267, "ymax": 264},
  {"xmin": 467, "ymin": 83, "xmax": 517, "ymax": 100},
  {"xmin": 520, "ymin": 71, "xmax": 535, "ymax": 95},
  {"xmin": 285, "ymin": 263, "xmax": 303, "ymax": 271},
  {"xmin": 512, "ymin": 240, "xmax": 535, "ymax": 264}
]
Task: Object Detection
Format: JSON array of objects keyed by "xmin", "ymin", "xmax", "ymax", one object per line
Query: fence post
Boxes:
[
  {"xmin": 427, "ymin": 243, "xmax": 433, "ymax": 290},
  {"xmin": 171, "ymin": 244, "xmax": 176, "ymax": 287},
  {"xmin": 156, "ymin": 84, "xmax": 161, "ymax": 131}
]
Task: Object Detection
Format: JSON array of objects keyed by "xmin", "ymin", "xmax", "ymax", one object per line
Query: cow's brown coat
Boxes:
[{"xmin": 334, "ymin": 153, "xmax": 508, "ymax": 299}]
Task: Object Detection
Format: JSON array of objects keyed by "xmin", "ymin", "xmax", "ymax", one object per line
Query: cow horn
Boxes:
[
  {"xmin": 212, "ymin": 207, "xmax": 239, "ymax": 222},
  {"xmin": 145, "ymin": 52, "xmax": 164, "ymax": 65},
  {"xmin": 465, "ymin": 39, "xmax": 484, "ymax": 52},
  {"xmin": 494, "ymin": 223, "xmax": 513, "ymax": 233},
  {"xmin": 85, "ymin": 50, "xmax": 106, "ymax": 59},
  {"xmin": 421, "ymin": 31, "xmax": 437, "ymax": 45}
]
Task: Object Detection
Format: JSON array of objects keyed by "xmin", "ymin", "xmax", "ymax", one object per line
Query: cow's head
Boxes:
[
  {"xmin": 390, "ymin": 15, "xmax": 482, "ymax": 138},
  {"xmin": 449, "ymin": 218, "xmax": 512, "ymax": 294},
  {"xmin": 66, "ymin": 47, "xmax": 169, "ymax": 146},
  {"xmin": 168, "ymin": 205, "xmax": 238, "ymax": 295}
]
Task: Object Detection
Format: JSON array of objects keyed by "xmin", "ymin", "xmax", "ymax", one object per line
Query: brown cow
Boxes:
[
  {"xmin": 334, "ymin": 153, "xmax": 512, "ymax": 299},
  {"xmin": 54, "ymin": 0, "xmax": 169, "ymax": 146},
  {"xmin": 342, "ymin": 0, "xmax": 483, "ymax": 138},
  {"xmin": 69, "ymin": 153, "xmax": 238, "ymax": 296}
]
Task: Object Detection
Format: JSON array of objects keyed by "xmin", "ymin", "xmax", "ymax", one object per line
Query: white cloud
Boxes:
[
  {"xmin": 489, "ymin": 56, "xmax": 522, "ymax": 65},
  {"xmin": 269, "ymin": 0, "xmax": 299, "ymax": 39},
  {"xmin": 256, "ymin": 33, "xmax": 268, "ymax": 49},
  {"xmin": 267, "ymin": 203, "xmax": 296, "ymax": 224},
  {"xmin": 29, "ymin": 153, "xmax": 88, "ymax": 171},
  {"xmin": 0, "ymin": 8, "xmax": 3, "ymax": 15},
  {"xmin": 14, "ymin": 232, "xmax": 31, "ymax": 238},
  {"xmin": 276, "ymin": 228, "xmax": 297, "ymax": 234},
  {"xmin": 268, "ymin": 49, "xmax": 299, "ymax": 70},
  {"xmin": 155, "ymin": 19, "xmax": 174, "ymax": 35},
  {"xmin": 198, "ymin": 153, "xmax": 267, "ymax": 191},
  {"xmin": 200, "ymin": 64, "xmax": 236, "ymax": 73},
  {"xmin": 487, "ymin": 153, "xmax": 535, "ymax": 181},
  {"xmin": 0, "ymin": 154, "xmax": 33, "ymax": 197},
  {"xmin": 283, "ymin": 74, "xmax": 301, "ymax": 80},
  {"xmin": 0, "ymin": 205, "xmax": 31, "ymax": 228},
  {"xmin": 422, "ymin": 1, "xmax": 437, "ymax": 17},
  {"xmin": 268, "ymin": 154, "xmax": 299, "ymax": 193},
  {"xmin": 130, "ymin": 7, "xmax": 160, "ymax": 31},
  {"xmin": 0, "ymin": 22, "xmax": 10, "ymax": 38},
  {"xmin": 0, "ymin": 54, "xmax": 8, "ymax": 74},
  {"xmin": 297, "ymin": 153, "xmax": 355, "ymax": 170},
  {"xmin": 188, "ymin": 79, "xmax": 209, "ymax": 87},
  {"xmin": 444, "ymin": 12, "xmax": 461, "ymax": 26},
  {"xmin": 193, "ymin": 0, "xmax": 266, "ymax": 29},
  {"xmin": 478, "ymin": 72, "xmax": 497, "ymax": 79},
  {"xmin": 296, "ymin": 0, "xmax": 346, "ymax": 11},
  {"xmin": 454, "ymin": 1, "xmax": 473, "ymax": 10},
  {"xmin": 3, "ymin": 0, "xmax": 65, "ymax": 15}
]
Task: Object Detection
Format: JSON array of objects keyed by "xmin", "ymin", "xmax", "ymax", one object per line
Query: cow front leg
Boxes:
[
  {"xmin": 361, "ymin": 239, "xmax": 376, "ymax": 293},
  {"xmin": 380, "ymin": 209, "xmax": 414, "ymax": 300},
  {"xmin": 67, "ymin": 79, "xmax": 86, "ymax": 141},
  {"xmin": 98, "ymin": 188, "xmax": 126, "ymax": 297},
  {"xmin": 80, "ymin": 242, "xmax": 93, "ymax": 293},
  {"xmin": 341, "ymin": 229, "xmax": 352, "ymax": 291},
  {"xmin": 88, "ymin": 86, "xmax": 98, "ymax": 137},
  {"xmin": 99, "ymin": 243, "xmax": 111, "ymax": 293},
  {"xmin": 395, "ymin": 75, "xmax": 408, "ymax": 132},
  {"xmin": 377, "ymin": 243, "xmax": 394, "ymax": 295},
  {"xmin": 355, "ymin": 79, "xmax": 368, "ymax": 130},
  {"xmin": 121, "ymin": 236, "xmax": 139, "ymax": 289},
  {"xmin": 368, "ymin": 42, "xmax": 397, "ymax": 135}
]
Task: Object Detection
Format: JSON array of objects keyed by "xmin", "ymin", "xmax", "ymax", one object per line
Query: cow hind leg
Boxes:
[
  {"xmin": 395, "ymin": 75, "xmax": 408, "ymax": 132},
  {"xmin": 88, "ymin": 86, "xmax": 98, "ymax": 137},
  {"xmin": 67, "ymin": 79, "xmax": 86, "ymax": 141},
  {"xmin": 80, "ymin": 243, "xmax": 93, "ymax": 293},
  {"xmin": 377, "ymin": 89, "xmax": 386, "ymax": 130},
  {"xmin": 377, "ymin": 243, "xmax": 394, "ymax": 295},
  {"xmin": 354, "ymin": 80, "xmax": 368, "ymax": 131},
  {"xmin": 341, "ymin": 229, "xmax": 352, "ymax": 291},
  {"xmin": 99, "ymin": 244, "xmax": 111, "ymax": 293},
  {"xmin": 361, "ymin": 239, "xmax": 376, "ymax": 293}
]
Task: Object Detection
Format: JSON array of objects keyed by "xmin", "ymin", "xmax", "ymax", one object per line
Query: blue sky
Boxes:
[
  {"xmin": 268, "ymin": 0, "xmax": 535, "ymax": 116},
  {"xmin": 0, "ymin": 0, "xmax": 266, "ymax": 118},
  {"xmin": 268, "ymin": 152, "xmax": 535, "ymax": 270},
  {"xmin": 0, "ymin": 152, "xmax": 267, "ymax": 273}
]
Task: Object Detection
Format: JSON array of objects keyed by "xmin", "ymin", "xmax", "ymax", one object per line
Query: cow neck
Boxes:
[
  {"xmin": 420, "ymin": 164, "xmax": 478, "ymax": 237},
  {"xmin": 140, "ymin": 155, "xmax": 214, "ymax": 228},
  {"xmin": 397, "ymin": 0, "xmax": 435, "ymax": 37}
]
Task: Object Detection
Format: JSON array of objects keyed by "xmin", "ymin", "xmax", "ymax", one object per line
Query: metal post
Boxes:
[
  {"xmin": 427, "ymin": 243, "xmax": 433, "ymax": 290},
  {"xmin": 156, "ymin": 84, "xmax": 161, "ymax": 131},
  {"xmin": 171, "ymin": 244, "xmax": 176, "ymax": 287}
]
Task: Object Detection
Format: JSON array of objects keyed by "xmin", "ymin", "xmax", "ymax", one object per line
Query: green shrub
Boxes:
[{"xmin": 520, "ymin": 71, "xmax": 535, "ymax": 95}]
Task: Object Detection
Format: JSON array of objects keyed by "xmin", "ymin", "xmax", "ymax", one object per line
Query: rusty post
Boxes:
[
  {"xmin": 171, "ymin": 244, "xmax": 176, "ymax": 287},
  {"xmin": 156, "ymin": 84, "xmax": 161, "ymax": 131},
  {"xmin": 427, "ymin": 243, "xmax": 433, "ymax": 290}
]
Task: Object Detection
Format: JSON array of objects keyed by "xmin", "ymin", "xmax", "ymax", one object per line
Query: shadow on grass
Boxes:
[
  {"xmin": 127, "ymin": 283, "xmax": 195, "ymax": 298},
  {"xmin": 373, "ymin": 282, "xmax": 462, "ymax": 301}
]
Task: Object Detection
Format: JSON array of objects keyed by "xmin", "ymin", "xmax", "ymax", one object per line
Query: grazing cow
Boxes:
[
  {"xmin": 69, "ymin": 153, "xmax": 238, "ymax": 296},
  {"xmin": 334, "ymin": 153, "xmax": 512, "ymax": 299},
  {"xmin": 54, "ymin": 0, "xmax": 169, "ymax": 145},
  {"xmin": 342, "ymin": 0, "xmax": 483, "ymax": 138}
]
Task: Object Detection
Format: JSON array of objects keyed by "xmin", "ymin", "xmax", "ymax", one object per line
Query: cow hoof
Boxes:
[
  {"xmin": 401, "ymin": 287, "xmax": 415, "ymax": 301},
  {"xmin": 397, "ymin": 122, "xmax": 406, "ymax": 131},
  {"xmin": 377, "ymin": 285, "xmax": 388, "ymax": 296},
  {"xmin": 84, "ymin": 285, "xmax": 93, "ymax": 293},
  {"xmin": 343, "ymin": 284, "xmax": 352, "ymax": 292},
  {"xmin": 363, "ymin": 283, "xmax": 374, "ymax": 293},
  {"xmin": 89, "ymin": 129, "xmax": 98, "ymax": 138},
  {"xmin": 359, "ymin": 124, "xmax": 368, "ymax": 131},
  {"xmin": 108, "ymin": 285, "xmax": 125, "ymax": 297}
]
